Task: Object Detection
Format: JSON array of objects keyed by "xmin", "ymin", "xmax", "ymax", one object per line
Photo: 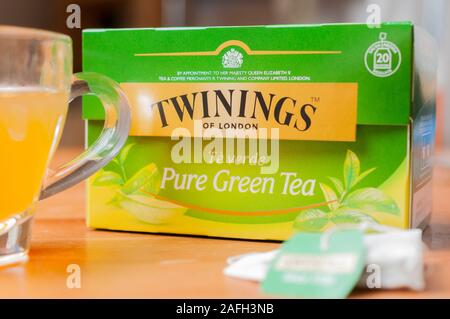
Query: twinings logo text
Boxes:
[
  {"xmin": 121, "ymin": 82, "xmax": 358, "ymax": 142},
  {"xmin": 151, "ymin": 89, "xmax": 317, "ymax": 131}
]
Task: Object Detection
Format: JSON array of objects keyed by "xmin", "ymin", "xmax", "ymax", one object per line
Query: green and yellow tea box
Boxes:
[{"xmin": 83, "ymin": 22, "xmax": 436, "ymax": 240}]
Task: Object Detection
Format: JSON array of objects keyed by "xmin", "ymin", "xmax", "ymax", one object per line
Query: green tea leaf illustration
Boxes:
[
  {"xmin": 328, "ymin": 176, "xmax": 344, "ymax": 196},
  {"xmin": 319, "ymin": 183, "xmax": 339, "ymax": 210},
  {"xmin": 115, "ymin": 191, "xmax": 187, "ymax": 225},
  {"xmin": 343, "ymin": 149, "xmax": 360, "ymax": 190},
  {"xmin": 119, "ymin": 193, "xmax": 183, "ymax": 209},
  {"xmin": 343, "ymin": 187, "xmax": 400, "ymax": 215},
  {"xmin": 121, "ymin": 163, "xmax": 161, "ymax": 196},
  {"xmin": 93, "ymin": 171, "xmax": 123, "ymax": 186},
  {"xmin": 331, "ymin": 207, "xmax": 378, "ymax": 224},
  {"xmin": 293, "ymin": 208, "xmax": 329, "ymax": 232},
  {"xmin": 119, "ymin": 143, "xmax": 136, "ymax": 165},
  {"xmin": 354, "ymin": 167, "xmax": 376, "ymax": 187},
  {"xmin": 111, "ymin": 157, "xmax": 120, "ymax": 166},
  {"xmin": 107, "ymin": 159, "xmax": 122, "ymax": 173}
]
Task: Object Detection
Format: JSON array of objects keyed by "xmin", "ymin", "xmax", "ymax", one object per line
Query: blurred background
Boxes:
[{"xmin": 0, "ymin": 0, "xmax": 448, "ymax": 152}]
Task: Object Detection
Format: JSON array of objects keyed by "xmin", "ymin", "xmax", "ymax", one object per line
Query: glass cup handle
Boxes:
[{"xmin": 40, "ymin": 72, "xmax": 131, "ymax": 200}]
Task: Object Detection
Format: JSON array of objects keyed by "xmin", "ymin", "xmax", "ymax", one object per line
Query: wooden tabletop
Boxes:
[{"xmin": 1, "ymin": 148, "xmax": 450, "ymax": 298}]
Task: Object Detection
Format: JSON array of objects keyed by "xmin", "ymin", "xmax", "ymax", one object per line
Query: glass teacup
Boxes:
[{"xmin": 0, "ymin": 26, "xmax": 130, "ymax": 265}]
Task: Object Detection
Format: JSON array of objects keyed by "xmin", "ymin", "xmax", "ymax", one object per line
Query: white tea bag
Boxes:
[
  {"xmin": 357, "ymin": 229, "xmax": 425, "ymax": 290},
  {"xmin": 224, "ymin": 228, "xmax": 425, "ymax": 291},
  {"xmin": 225, "ymin": 250, "xmax": 278, "ymax": 282}
]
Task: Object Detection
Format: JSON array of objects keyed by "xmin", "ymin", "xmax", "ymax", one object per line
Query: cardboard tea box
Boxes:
[{"xmin": 83, "ymin": 22, "xmax": 436, "ymax": 240}]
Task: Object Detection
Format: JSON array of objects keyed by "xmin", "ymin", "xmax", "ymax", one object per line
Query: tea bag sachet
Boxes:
[
  {"xmin": 261, "ymin": 229, "xmax": 366, "ymax": 298},
  {"xmin": 224, "ymin": 223, "xmax": 425, "ymax": 297}
]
